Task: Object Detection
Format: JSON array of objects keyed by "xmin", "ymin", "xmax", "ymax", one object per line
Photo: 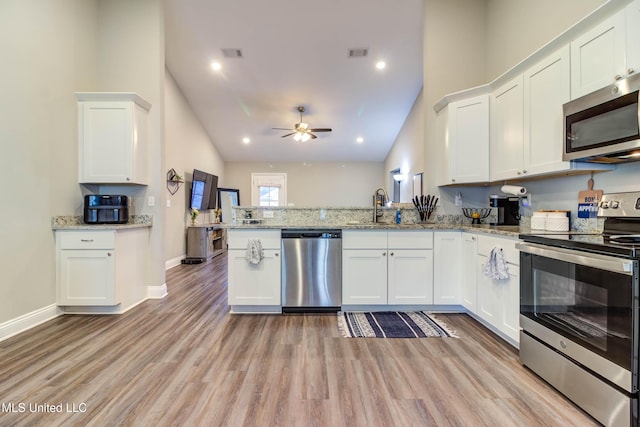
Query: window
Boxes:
[{"xmin": 251, "ymin": 173, "xmax": 287, "ymax": 206}]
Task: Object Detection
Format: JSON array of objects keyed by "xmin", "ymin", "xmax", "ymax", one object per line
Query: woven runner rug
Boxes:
[{"xmin": 337, "ymin": 311, "xmax": 457, "ymax": 338}]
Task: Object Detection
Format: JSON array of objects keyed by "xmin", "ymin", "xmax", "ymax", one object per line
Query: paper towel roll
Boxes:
[{"xmin": 501, "ymin": 185, "xmax": 527, "ymax": 196}]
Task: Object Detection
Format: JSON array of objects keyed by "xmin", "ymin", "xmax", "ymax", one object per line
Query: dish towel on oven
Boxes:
[
  {"xmin": 483, "ymin": 246, "xmax": 509, "ymax": 280},
  {"xmin": 245, "ymin": 239, "xmax": 264, "ymax": 264}
]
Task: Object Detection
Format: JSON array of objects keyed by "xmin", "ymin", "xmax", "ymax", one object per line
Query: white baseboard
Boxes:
[
  {"xmin": 165, "ymin": 255, "xmax": 185, "ymax": 270},
  {"xmin": 0, "ymin": 304, "xmax": 62, "ymax": 343},
  {"xmin": 147, "ymin": 283, "xmax": 168, "ymax": 299}
]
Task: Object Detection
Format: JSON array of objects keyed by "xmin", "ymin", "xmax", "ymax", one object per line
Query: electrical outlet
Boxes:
[
  {"xmin": 148, "ymin": 196, "xmax": 155, "ymax": 207},
  {"xmin": 166, "ymin": 199, "xmax": 171, "ymax": 207},
  {"xmin": 454, "ymin": 192, "xmax": 462, "ymax": 207}
]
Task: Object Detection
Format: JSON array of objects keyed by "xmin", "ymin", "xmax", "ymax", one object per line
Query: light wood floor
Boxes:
[{"xmin": 0, "ymin": 253, "xmax": 598, "ymax": 426}]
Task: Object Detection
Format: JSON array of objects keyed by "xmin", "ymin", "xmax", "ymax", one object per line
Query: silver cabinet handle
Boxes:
[
  {"xmin": 471, "ymin": 236, "xmax": 476, "ymax": 241},
  {"xmin": 80, "ymin": 239, "xmax": 94, "ymax": 242},
  {"xmin": 275, "ymin": 253, "xmax": 279, "ymax": 257},
  {"xmin": 629, "ymin": 68, "xmax": 635, "ymax": 75},
  {"xmin": 451, "ymin": 179, "xmax": 456, "ymax": 182},
  {"xmin": 390, "ymin": 252, "xmax": 394, "ymax": 256},
  {"xmin": 615, "ymin": 74, "xmax": 623, "ymax": 81},
  {"xmin": 107, "ymin": 252, "xmax": 112, "ymax": 256},
  {"xmin": 382, "ymin": 252, "xmax": 386, "ymax": 256},
  {"xmin": 522, "ymin": 169, "xmax": 527, "ymax": 174},
  {"xmin": 517, "ymin": 171, "xmax": 522, "ymax": 175}
]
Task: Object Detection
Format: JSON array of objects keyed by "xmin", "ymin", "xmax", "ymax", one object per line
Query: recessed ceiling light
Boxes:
[
  {"xmin": 242, "ymin": 137, "xmax": 250, "ymax": 144},
  {"xmin": 375, "ymin": 61, "xmax": 386, "ymax": 70},
  {"xmin": 356, "ymin": 137, "xmax": 364, "ymax": 143},
  {"xmin": 211, "ymin": 61, "xmax": 222, "ymax": 71}
]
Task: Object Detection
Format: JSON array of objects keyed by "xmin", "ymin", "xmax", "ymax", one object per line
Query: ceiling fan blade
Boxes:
[
  {"xmin": 309, "ymin": 133, "xmax": 318, "ymax": 139},
  {"xmin": 272, "ymin": 127, "xmax": 295, "ymax": 131},
  {"xmin": 280, "ymin": 132, "xmax": 296, "ymax": 138},
  {"xmin": 309, "ymin": 128, "xmax": 332, "ymax": 132}
]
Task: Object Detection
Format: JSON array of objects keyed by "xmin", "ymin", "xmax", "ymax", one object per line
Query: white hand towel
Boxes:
[
  {"xmin": 483, "ymin": 246, "xmax": 509, "ymax": 280},
  {"xmin": 245, "ymin": 239, "xmax": 264, "ymax": 264}
]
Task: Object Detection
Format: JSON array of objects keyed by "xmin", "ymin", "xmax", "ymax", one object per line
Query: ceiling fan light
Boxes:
[
  {"xmin": 301, "ymin": 133, "xmax": 311, "ymax": 142},
  {"xmin": 293, "ymin": 132, "xmax": 302, "ymax": 141}
]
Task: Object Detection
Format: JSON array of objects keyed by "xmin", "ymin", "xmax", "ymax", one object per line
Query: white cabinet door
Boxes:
[
  {"xmin": 433, "ymin": 232, "xmax": 461, "ymax": 304},
  {"xmin": 570, "ymin": 12, "xmax": 626, "ymax": 99},
  {"xmin": 626, "ymin": 0, "xmax": 640, "ymax": 78},
  {"xmin": 460, "ymin": 233, "xmax": 477, "ymax": 312},
  {"xmin": 500, "ymin": 265, "xmax": 520, "ymax": 344},
  {"xmin": 78, "ymin": 96, "xmax": 150, "ymax": 185},
  {"xmin": 58, "ymin": 249, "xmax": 116, "ymax": 305},
  {"xmin": 387, "ymin": 249, "xmax": 433, "ymax": 305},
  {"xmin": 342, "ymin": 249, "xmax": 388, "ymax": 305},
  {"xmin": 228, "ymin": 249, "xmax": 281, "ymax": 306},
  {"xmin": 490, "ymin": 75, "xmax": 524, "ymax": 181},
  {"xmin": 523, "ymin": 45, "xmax": 571, "ymax": 176},
  {"xmin": 476, "ymin": 254, "xmax": 501, "ymax": 325},
  {"xmin": 448, "ymin": 95, "xmax": 490, "ymax": 184}
]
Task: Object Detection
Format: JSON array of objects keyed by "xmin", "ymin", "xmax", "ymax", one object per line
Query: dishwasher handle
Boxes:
[{"xmin": 281, "ymin": 229, "xmax": 342, "ymax": 239}]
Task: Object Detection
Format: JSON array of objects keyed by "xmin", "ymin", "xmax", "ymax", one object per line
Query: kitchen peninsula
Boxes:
[{"xmin": 224, "ymin": 205, "xmax": 540, "ymax": 348}]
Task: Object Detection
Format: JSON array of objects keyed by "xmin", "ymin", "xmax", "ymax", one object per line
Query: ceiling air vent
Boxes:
[
  {"xmin": 221, "ymin": 48, "xmax": 243, "ymax": 58},
  {"xmin": 348, "ymin": 48, "xmax": 368, "ymax": 58}
]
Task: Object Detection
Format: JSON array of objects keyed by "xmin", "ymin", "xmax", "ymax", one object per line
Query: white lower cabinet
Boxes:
[
  {"xmin": 433, "ymin": 232, "xmax": 461, "ymax": 304},
  {"xmin": 342, "ymin": 249, "xmax": 388, "ymax": 305},
  {"xmin": 475, "ymin": 234, "xmax": 520, "ymax": 345},
  {"xmin": 342, "ymin": 230, "xmax": 433, "ymax": 306},
  {"xmin": 56, "ymin": 228, "xmax": 148, "ymax": 307},
  {"xmin": 227, "ymin": 229, "xmax": 281, "ymax": 307}
]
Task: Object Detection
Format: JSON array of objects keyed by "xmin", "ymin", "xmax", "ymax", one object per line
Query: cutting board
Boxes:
[{"xmin": 577, "ymin": 176, "xmax": 602, "ymax": 218}]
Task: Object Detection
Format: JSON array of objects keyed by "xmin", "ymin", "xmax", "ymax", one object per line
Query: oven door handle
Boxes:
[{"xmin": 516, "ymin": 242, "xmax": 635, "ymax": 275}]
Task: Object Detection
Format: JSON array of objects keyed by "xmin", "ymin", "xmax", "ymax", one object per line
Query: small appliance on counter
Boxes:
[
  {"xmin": 489, "ymin": 195, "xmax": 520, "ymax": 226},
  {"xmin": 83, "ymin": 195, "xmax": 129, "ymax": 224}
]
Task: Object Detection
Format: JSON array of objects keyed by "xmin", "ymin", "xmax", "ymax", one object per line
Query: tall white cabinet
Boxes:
[
  {"xmin": 490, "ymin": 75, "xmax": 524, "ymax": 181},
  {"xmin": 76, "ymin": 93, "xmax": 151, "ymax": 185}
]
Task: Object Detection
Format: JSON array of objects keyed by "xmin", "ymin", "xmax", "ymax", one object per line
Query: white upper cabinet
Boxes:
[
  {"xmin": 490, "ymin": 75, "xmax": 524, "ymax": 181},
  {"xmin": 523, "ymin": 45, "xmax": 571, "ymax": 176},
  {"xmin": 447, "ymin": 95, "xmax": 490, "ymax": 184},
  {"xmin": 570, "ymin": 10, "xmax": 627, "ymax": 99},
  {"xmin": 77, "ymin": 93, "xmax": 151, "ymax": 185},
  {"xmin": 626, "ymin": 0, "xmax": 640, "ymax": 79}
]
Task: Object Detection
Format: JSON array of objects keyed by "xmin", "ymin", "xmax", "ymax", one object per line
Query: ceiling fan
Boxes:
[{"xmin": 272, "ymin": 106, "xmax": 332, "ymax": 141}]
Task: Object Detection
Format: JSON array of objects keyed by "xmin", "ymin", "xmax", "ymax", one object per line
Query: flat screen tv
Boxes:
[{"xmin": 190, "ymin": 169, "xmax": 218, "ymax": 210}]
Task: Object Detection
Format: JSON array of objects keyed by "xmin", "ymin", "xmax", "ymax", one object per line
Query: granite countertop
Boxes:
[
  {"xmin": 52, "ymin": 215, "xmax": 153, "ymax": 230},
  {"xmin": 223, "ymin": 222, "xmax": 527, "ymax": 237}
]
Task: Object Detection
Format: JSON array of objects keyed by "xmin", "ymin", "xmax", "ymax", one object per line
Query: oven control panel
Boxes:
[{"xmin": 598, "ymin": 191, "xmax": 640, "ymax": 217}]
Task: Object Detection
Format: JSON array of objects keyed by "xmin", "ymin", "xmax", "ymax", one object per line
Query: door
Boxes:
[
  {"xmin": 387, "ymin": 249, "xmax": 433, "ymax": 304},
  {"xmin": 460, "ymin": 234, "xmax": 477, "ymax": 312},
  {"xmin": 499, "ymin": 264, "xmax": 520, "ymax": 344},
  {"xmin": 570, "ymin": 12, "xmax": 626, "ymax": 99},
  {"xmin": 342, "ymin": 249, "xmax": 387, "ymax": 305},
  {"xmin": 491, "ymin": 75, "xmax": 524, "ymax": 180},
  {"xmin": 476, "ymin": 254, "xmax": 501, "ymax": 325},
  {"xmin": 58, "ymin": 249, "xmax": 115, "ymax": 305},
  {"xmin": 228, "ymin": 249, "xmax": 281, "ymax": 306},
  {"xmin": 433, "ymin": 232, "xmax": 460, "ymax": 304},
  {"xmin": 523, "ymin": 45, "xmax": 571, "ymax": 175},
  {"xmin": 448, "ymin": 95, "xmax": 490, "ymax": 184}
]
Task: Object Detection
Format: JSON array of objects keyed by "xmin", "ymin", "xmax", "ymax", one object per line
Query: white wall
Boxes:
[
  {"xmin": 384, "ymin": 89, "xmax": 424, "ymax": 203},
  {"xmin": 164, "ymin": 69, "xmax": 225, "ymax": 264},
  {"xmin": 0, "ymin": 0, "xmax": 98, "ymax": 325},
  {"xmin": 224, "ymin": 162, "xmax": 384, "ymax": 207}
]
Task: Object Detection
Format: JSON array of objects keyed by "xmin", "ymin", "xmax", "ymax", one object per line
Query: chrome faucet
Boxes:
[{"xmin": 373, "ymin": 187, "xmax": 389, "ymax": 223}]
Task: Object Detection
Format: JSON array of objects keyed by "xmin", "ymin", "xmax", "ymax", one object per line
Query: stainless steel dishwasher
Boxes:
[{"xmin": 281, "ymin": 229, "xmax": 342, "ymax": 313}]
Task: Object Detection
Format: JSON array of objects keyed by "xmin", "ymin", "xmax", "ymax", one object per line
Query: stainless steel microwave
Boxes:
[{"xmin": 563, "ymin": 72, "xmax": 640, "ymax": 163}]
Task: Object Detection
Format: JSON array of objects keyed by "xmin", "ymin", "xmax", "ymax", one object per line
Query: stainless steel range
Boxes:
[{"xmin": 518, "ymin": 191, "xmax": 640, "ymax": 427}]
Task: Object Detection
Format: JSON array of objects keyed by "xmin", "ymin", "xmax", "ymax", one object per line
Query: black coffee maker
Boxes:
[{"xmin": 489, "ymin": 195, "xmax": 520, "ymax": 226}]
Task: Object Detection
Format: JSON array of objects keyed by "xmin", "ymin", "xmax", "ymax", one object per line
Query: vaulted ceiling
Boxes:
[{"xmin": 164, "ymin": 0, "xmax": 423, "ymax": 162}]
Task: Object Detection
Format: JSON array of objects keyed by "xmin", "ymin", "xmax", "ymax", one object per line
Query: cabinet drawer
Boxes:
[
  {"xmin": 477, "ymin": 234, "xmax": 520, "ymax": 265},
  {"xmin": 343, "ymin": 230, "xmax": 387, "ymax": 249},
  {"xmin": 227, "ymin": 229, "xmax": 281, "ymax": 250},
  {"xmin": 387, "ymin": 231, "xmax": 433, "ymax": 249},
  {"xmin": 57, "ymin": 231, "xmax": 115, "ymax": 249}
]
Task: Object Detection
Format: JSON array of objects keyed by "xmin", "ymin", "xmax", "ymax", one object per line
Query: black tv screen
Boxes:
[{"xmin": 189, "ymin": 169, "xmax": 218, "ymax": 210}]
